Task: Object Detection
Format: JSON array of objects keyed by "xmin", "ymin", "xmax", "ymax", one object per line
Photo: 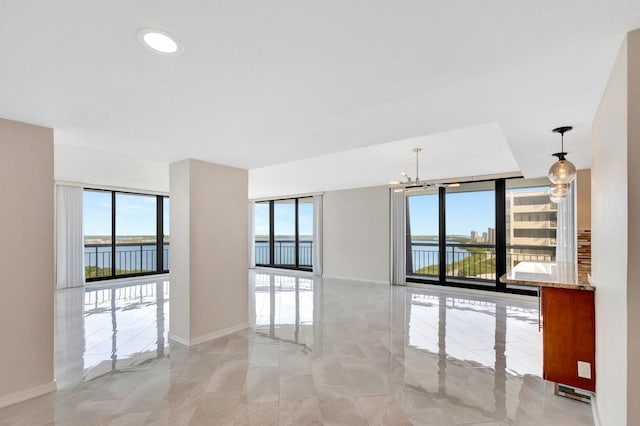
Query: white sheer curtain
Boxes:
[
  {"xmin": 56, "ymin": 185, "xmax": 85, "ymax": 289},
  {"xmin": 556, "ymin": 182, "xmax": 577, "ymax": 280},
  {"xmin": 312, "ymin": 195, "xmax": 323, "ymax": 276},
  {"xmin": 55, "ymin": 287, "xmax": 85, "ymax": 381},
  {"xmin": 390, "ymin": 190, "xmax": 406, "ymax": 285},
  {"xmin": 248, "ymin": 201, "xmax": 256, "ymax": 269}
]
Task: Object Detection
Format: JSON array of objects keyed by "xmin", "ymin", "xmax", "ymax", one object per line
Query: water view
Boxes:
[{"xmin": 255, "ymin": 238, "xmax": 312, "ymax": 266}]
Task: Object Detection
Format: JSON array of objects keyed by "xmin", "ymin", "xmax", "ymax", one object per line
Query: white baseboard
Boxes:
[
  {"xmin": 0, "ymin": 381, "xmax": 57, "ymax": 408},
  {"xmin": 168, "ymin": 332, "xmax": 190, "ymax": 347},
  {"xmin": 591, "ymin": 392, "xmax": 601, "ymax": 426},
  {"xmin": 321, "ymin": 274, "xmax": 390, "ymax": 285},
  {"xmin": 169, "ymin": 322, "xmax": 249, "ymax": 347}
]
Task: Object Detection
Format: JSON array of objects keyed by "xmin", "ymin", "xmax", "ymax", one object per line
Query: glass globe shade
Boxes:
[
  {"xmin": 548, "ymin": 159, "xmax": 577, "ymax": 184},
  {"xmin": 549, "ymin": 193, "xmax": 566, "ymax": 204},
  {"xmin": 549, "ymin": 183, "xmax": 569, "ymax": 197}
]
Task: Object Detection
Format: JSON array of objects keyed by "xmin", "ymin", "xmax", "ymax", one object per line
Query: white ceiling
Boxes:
[
  {"xmin": 249, "ymin": 123, "xmax": 519, "ymax": 198},
  {"xmin": 0, "ymin": 1, "xmax": 638, "ymax": 196}
]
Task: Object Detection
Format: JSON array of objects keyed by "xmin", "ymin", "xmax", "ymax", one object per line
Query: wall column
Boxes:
[
  {"xmin": 169, "ymin": 159, "xmax": 248, "ymax": 345},
  {"xmin": 591, "ymin": 27, "xmax": 640, "ymax": 426},
  {"xmin": 0, "ymin": 118, "xmax": 55, "ymax": 407}
]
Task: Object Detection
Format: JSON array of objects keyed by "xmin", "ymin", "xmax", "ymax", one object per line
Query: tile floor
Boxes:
[{"xmin": 0, "ymin": 270, "xmax": 594, "ymax": 425}]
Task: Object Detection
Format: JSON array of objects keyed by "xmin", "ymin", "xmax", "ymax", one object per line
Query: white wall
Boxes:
[
  {"xmin": 169, "ymin": 159, "xmax": 249, "ymax": 345},
  {"xmin": 626, "ymin": 29, "xmax": 640, "ymax": 424},
  {"xmin": 0, "ymin": 118, "xmax": 55, "ymax": 406},
  {"xmin": 55, "ymin": 144, "xmax": 169, "ymax": 192},
  {"xmin": 591, "ymin": 30, "xmax": 640, "ymax": 425},
  {"xmin": 168, "ymin": 160, "xmax": 191, "ymax": 340},
  {"xmin": 323, "ymin": 185, "xmax": 390, "ymax": 283}
]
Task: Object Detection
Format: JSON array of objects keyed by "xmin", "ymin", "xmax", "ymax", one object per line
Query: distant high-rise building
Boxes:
[
  {"xmin": 488, "ymin": 227, "xmax": 495, "ymax": 244},
  {"xmin": 505, "ymin": 189, "xmax": 557, "ymax": 269},
  {"xmin": 470, "ymin": 230, "xmax": 478, "ymax": 243},
  {"xmin": 482, "ymin": 232, "xmax": 488, "ymax": 243}
]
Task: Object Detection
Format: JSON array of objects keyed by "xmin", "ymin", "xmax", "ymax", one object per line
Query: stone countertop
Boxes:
[{"xmin": 499, "ymin": 261, "xmax": 595, "ymax": 292}]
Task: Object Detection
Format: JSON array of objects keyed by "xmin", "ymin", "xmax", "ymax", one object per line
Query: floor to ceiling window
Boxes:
[
  {"xmin": 83, "ymin": 189, "xmax": 169, "ymax": 281},
  {"xmin": 406, "ymin": 178, "xmax": 558, "ymax": 295},
  {"xmin": 163, "ymin": 197, "xmax": 170, "ymax": 272},
  {"xmin": 84, "ymin": 190, "xmax": 113, "ymax": 279},
  {"xmin": 274, "ymin": 199, "xmax": 296, "ymax": 267},
  {"xmin": 445, "ymin": 181, "xmax": 496, "ymax": 283},
  {"xmin": 255, "ymin": 201, "xmax": 271, "ymax": 265},
  {"xmin": 298, "ymin": 197, "xmax": 314, "ymax": 268},
  {"xmin": 407, "ymin": 191, "xmax": 440, "ymax": 278},
  {"xmin": 505, "ymin": 178, "xmax": 556, "ymax": 291},
  {"xmin": 254, "ymin": 197, "xmax": 314, "ymax": 271},
  {"xmin": 115, "ymin": 193, "xmax": 157, "ymax": 275}
]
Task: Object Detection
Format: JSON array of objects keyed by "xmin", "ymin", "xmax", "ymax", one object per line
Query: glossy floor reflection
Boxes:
[
  {"xmin": 54, "ymin": 279, "xmax": 170, "ymax": 388},
  {"xmin": 0, "ymin": 271, "xmax": 593, "ymax": 425}
]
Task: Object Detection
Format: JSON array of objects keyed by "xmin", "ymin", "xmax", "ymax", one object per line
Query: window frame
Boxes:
[
  {"xmin": 405, "ymin": 177, "xmax": 545, "ymax": 296},
  {"xmin": 84, "ymin": 188, "xmax": 169, "ymax": 282},
  {"xmin": 255, "ymin": 197, "xmax": 313, "ymax": 272}
]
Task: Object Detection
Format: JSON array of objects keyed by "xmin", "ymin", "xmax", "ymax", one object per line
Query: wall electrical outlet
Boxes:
[{"xmin": 577, "ymin": 361, "xmax": 592, "ymax": 379}]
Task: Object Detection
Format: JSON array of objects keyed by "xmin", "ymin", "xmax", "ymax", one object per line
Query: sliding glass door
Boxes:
[
  {"xmin": 83, "ymin": 190, "xmax": 113, "ymax": 279},
  {"xmin": 407, "ymin": 191, "xmax": 439, "ymax": 278},
  {"xmin": 83, "ymin": 189, "xmax": 169, "ymax": 281},
  {"xmin": 298, "ymin": 197, "xmax": 313, "ymax": 268},
  {"xmin": 255, "ymin": 197, "xmax": 313, "ymax": 271},
  {"xmin": 505, "ymin": 178, "xmax": 557, "ymax": 291},
  {"xmin": 115, "ymin": 193, "xmax": 157, "ymax": 275},
  {"xmin": 274, "ymin": 199, "xmax": 296, "ymax": 267},
  {"xmin": 255, "ymin": 201, "xmax": 271, "ymax": 265},
  {"xmin": 445, "ymin": 182, "xmax": 496, "ymax": 283},
  {"xmin": 163, "ymin": 197, "xmax": 170, "ymax": 272},
  {"xmin": 405, "ymin": 177, "xmax": 560, "ymax": 294},
  {"xmin": 407, "ymin": 182, "xmax": 496, "ymax": 286}
]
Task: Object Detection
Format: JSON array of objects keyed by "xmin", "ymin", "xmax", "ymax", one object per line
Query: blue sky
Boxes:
[
  {"xmin": 254, "ymin": 193, "xmax": 496, "ymax": 238},
  {"xmin": 85, "ymin": 187, "xmax": 545, "ymax": 238},
  {"xmin": 84, "ymin": 191, "xmax": 170, "ymax": 236},
  {"xmin": 255, "ymin": 200, "xmax": 313, "ymax": 236},
  {"xmin": 408, "ymin": 191, "xmax": 495, "ymax": 236}
]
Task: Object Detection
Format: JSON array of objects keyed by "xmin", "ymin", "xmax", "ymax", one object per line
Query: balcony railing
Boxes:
[
  {"xmin": 84, "ymin": 243, "xmax": 170, "ymax": 279},
  {"xmin": 255, "ymin": 240, "xmax": 313, "ymax": 267},
  {"xmin": 410, "ymin": 242, "xmax": 555, "ymax": 280}
]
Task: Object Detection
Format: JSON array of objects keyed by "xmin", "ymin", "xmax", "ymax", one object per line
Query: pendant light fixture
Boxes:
[
  {"xmin": 548, "ymin": 126, "xmax": 576, "ymax": 203},
  {"xmin": 549, "ymin": 183, "xmax": 569, "ymax": 197},
  {"xmin": 548, "ymin": 126, "xmax": 577, "ymax": 185}
]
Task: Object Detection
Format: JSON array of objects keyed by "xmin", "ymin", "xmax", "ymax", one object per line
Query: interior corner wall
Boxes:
[
  {"xmin": 625, "ymin": 28, "xmax": 640, "ymax": 425},
  {"xmin": 169, "ymin": 160, "xmax": 191, "ymax": 340},
  {"xmin": 576, "ymin": 169, "xmax": 591, "ymax": 230},
  {"xmin": 54, "ymin": 144, "xmax": 169, "ymax": 193},
  {"xmin": 591, "ymin": 35, "xmax": 630, "ymax": 426},
  {"xmin": 323, "ymin": 185, "xmax": 390, "ymax": 283},
  {"xmin": 0, "ymin": 118, "xmax": 54, "ymax": 403},
  {"xmin": 169, "ymin": 159, "xmax": 249, "ymax": 344}
]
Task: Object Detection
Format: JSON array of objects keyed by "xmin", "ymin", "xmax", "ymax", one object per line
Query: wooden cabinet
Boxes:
[{"xmin": 541, "ymin": 287, "xmax": 596, "ymax": 392}]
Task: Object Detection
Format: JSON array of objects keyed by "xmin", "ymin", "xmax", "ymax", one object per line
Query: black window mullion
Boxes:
[
  {"xmin": 156, "ymin": 195, "xmax": 163, "ymax": 273},
  {"xmin": 405, "ymin": 196, "xmax": 413, "ymax": 275},
  {"xmin": 495, "ymin": 179, "xmax": 506, "ymax": 291},
  {"xmin": 438, "ymin": 186, "xmax": 446, "ymax": 284},
  {"xmin": 111, "ymin": 191, "xmax": 116, "ymax": 279},
  {"xmin": 269, "ymin": 201, "xmax": 275, "ymax": 267},
  {"xmin": 295, "ymin": 199, "xmax": 299, "ymax": 269},
  {"xmin": 84, "ymin": 189, "xmax": 169, "ymax": 282}
]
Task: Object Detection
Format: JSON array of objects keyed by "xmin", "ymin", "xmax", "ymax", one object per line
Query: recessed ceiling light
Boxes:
[{"xmin": 137, "ymin": 28, "xmax": 183, "ymax": 55}]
